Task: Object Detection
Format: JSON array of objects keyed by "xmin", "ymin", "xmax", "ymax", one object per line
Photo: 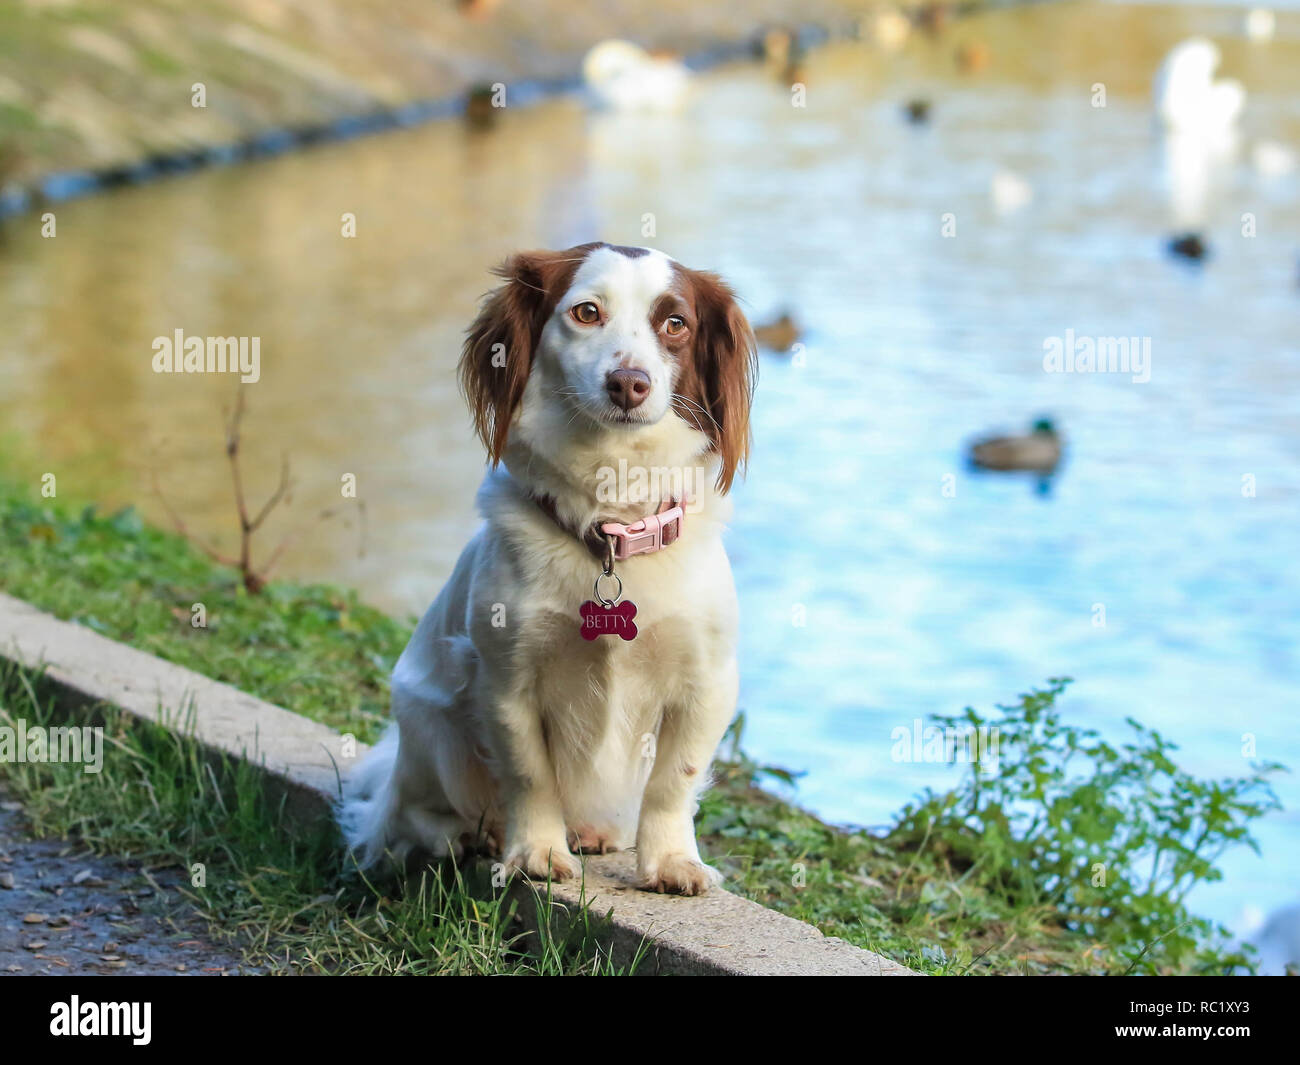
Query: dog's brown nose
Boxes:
[{"xmin": 605, "ymin": 368, "xmax": 651, "ymax": 411}]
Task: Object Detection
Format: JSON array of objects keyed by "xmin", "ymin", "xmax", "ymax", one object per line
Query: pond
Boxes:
[{"xmin": 1, "ymin": 0, "xmax": 1297, "ymax": 932}]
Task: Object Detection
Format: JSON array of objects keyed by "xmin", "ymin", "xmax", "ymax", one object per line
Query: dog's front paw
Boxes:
[
  {"xmin": 637, "ymin": 854, "xmax": 722, "ymax": 896},
  {"xmin": 504, "ymin": 841, "xmax": 581, "ymax": 882},
  {"xmin": 567, "ymin": 824, "xmax": 622, "ymax": 855}
]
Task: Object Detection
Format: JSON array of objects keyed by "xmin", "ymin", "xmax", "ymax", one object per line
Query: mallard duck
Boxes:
[
  {"xmin": 755, "ymin": 27, "xmax": 794, "ymax": 66},
  {"xmin": 456, "ymin": 0, "xmax": 502, "ymax": 20},
  {"xmin": 914, "ymin": 2, "xmax": 950, "ymax": 37},
  {"xmin": 463, "ymin": 85, "xmax": 499, "ymax": 131},
  {"xmin": 753, "ymin": 312, "xmax": 802, "ymax": 352},
  {"xmin": 969, "ymin": 419, "xmax": 1062, "ymax": 473},
  {"xmin": 903, "ymin": 98, "xmax": 931, "ymax": 125},
  {"xmin": 1168, "ymin": 232, "xmax": 1208, "ymax": 261},
  {"xmin": 755, "ymin": 29, "xmax": 807, "ymax": 86},
  {"xmin": 956, "ymin": 41, "xmax": 991, "ymax": 74}
]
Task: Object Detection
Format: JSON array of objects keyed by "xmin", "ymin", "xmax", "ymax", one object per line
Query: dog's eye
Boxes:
[
  {"xmin": 571, "ymin": 301, "xmax": 601, "ymax": 325},
  {"xmin": 664, "ymin": 315, "xmax": 686, "ymax": 336}
]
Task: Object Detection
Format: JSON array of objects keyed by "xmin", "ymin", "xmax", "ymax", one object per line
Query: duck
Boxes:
[
  {"xmin": 463, "ymin": 84, "xmax": 500, "ymax": 131},
  {"xmin": 0, "ymin": 143, "xmax": 23, "ymax": 187},
  {"xmin": 582, "ymin": 40, "xmax": 689, "ymax": 113},
  {"xmin": 752, "ymin": 312, "xmax": 802, "ymax": 352},
  {"xmin": 1153, "ymin": 38, "xmax": 1244, "ymax": 137},
  {"xmin": 914, "ymin": 2, "xmax": 950, "ymax": 37},
  {"xmin": 969, "ymin": 419, "xmax": 1062, "ymax": 474},
  {"xmin": 1251, "ymin": 140, "xmax": 1296, "ymax": 178},
  {"xmin": 991, "ymin": 169, "xmax": 1033, "ymax": 215},
  {"xmin": 1168, "ymin": 232, "xmax": 1209, "ymax": 261},
  {"xmin": 456, "ymin": 0, "xmax": 502, "ymax": 19},
  {"xmin": 956, "ymin": 41, "xmax": 991, "ymax": 74},
  {"xmin": 756, "ymin": 27, "xmax": 798, "ymax": 68},
  {"xmin": 903, "ymin": 98, "xmax": 932, "ymax": 125},
  {"xmin": 754, "ymin": 27, "xmax": 807, "ymax": 85}
]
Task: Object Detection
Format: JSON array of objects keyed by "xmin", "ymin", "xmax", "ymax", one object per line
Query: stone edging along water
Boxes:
[
  {"xmin": 0, "ymin": 592, "xmax": 914, "ymax": 976},
  {"xmin": 0, "ymin": 0, "xmax": 1011, "ymax": 220},
  {"xmin": 0, "ymin": 29, "xmax": 821, "ymax": 221}
]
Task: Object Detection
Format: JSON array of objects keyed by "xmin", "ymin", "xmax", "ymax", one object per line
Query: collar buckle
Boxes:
[{"xmin": 600, "ymin": 501, "xmax": 684, "ymax": 561}]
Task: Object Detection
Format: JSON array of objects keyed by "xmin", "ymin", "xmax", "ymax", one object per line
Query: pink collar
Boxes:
[
  {"xmin": 600, "ymin": 498, "xmax": 685, "ymax": 561},
  {"xmin": 534, "ymin": 495, "xmax": 685, "ymax": 562}
]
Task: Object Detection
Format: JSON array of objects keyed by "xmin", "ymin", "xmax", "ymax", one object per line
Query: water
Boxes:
[{"xmin": 1, "ymin": 1, "xmax": 1297, "ymax": 930}]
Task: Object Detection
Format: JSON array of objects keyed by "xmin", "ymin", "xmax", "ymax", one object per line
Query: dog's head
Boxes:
[{"xmin": 459, "ymin": 242, "xmax": 757, "ymax": 492}]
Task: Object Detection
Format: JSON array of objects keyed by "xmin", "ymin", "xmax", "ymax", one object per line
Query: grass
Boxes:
[
  {"xmin": 0, "ymin": 659, "xmax": 641, "ymax": 975},
  {"xmin": 0, "ymin": 474, "xmax": 1285, "ymax": 974},
  {"xmin": 0, "ymin": 486, "xmax": 402, "ymax": 741}
]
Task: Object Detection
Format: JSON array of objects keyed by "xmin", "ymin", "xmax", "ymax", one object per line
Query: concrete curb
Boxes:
[
  {"xmin": 524, "ymin": 851, "xmax": 914, "ymax": 975},
  {"xmin": 0, "ymin": 592, "xmax": 349, "ymax": 824},
  {"xmin": 0, "ymin": 592, "xmax": 915, "ymax": 976}
]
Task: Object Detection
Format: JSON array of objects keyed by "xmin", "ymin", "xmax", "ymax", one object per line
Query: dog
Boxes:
[{"xmin": 339, "ymin": 241, "xmax": 756, "ymax": 895}]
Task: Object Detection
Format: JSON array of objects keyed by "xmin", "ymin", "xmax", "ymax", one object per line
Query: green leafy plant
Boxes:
[{"xmin": 887, "ymin": 679, "xmax": 1283, "ymax": 973}]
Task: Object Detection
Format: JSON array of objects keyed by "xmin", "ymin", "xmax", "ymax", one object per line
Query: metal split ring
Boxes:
[{"xmin": 593, "ymin": 570, "xmax": 623, "ymax": 608}]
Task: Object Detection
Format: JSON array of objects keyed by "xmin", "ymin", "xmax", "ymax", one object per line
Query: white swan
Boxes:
[
  {"xmin": 1153, "ymin": 38, "xmax": 1244, "ymax": 137},
  {"xmin": 1245, "ymin": 9, "xmax": 1276, "ymax": 42},
  {"xmin": 582, "ymin": 40, "xmax": 689, "ymax": 113},
  {"xmin": 869, "ymin": 9, "xmax": 911, "ymax": 53}
]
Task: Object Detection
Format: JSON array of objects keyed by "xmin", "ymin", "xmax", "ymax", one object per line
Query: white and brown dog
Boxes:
[{"xmin": 339, "ymin": 242, "xmax": 756, "ymax": 894}]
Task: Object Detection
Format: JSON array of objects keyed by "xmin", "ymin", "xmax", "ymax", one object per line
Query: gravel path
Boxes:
[{"xmin": 0, "ymin": 795, "xmax": 259, "ymax": 976}]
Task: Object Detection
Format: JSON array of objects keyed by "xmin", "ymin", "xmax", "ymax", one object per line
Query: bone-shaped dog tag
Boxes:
[
  {"xmin": 579, "ymin": 598, "xmax": 638, "ymax": 641},
  {"xmin": 582, "ymin": 543, "xmax": 638, "ymax": 641}
]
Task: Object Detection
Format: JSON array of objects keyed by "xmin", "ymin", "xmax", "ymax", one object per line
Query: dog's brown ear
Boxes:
[
  {"xmin": 681, "ymin": 270, "xmax": 758, "ymax": 493},
  {"xmin": 459, "ymin": 247, "xmax": 593, "ymax": 463}
]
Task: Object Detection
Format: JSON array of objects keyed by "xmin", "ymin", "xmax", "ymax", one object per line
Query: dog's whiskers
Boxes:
[{"xmin": 671, "ymin": 393, "xmax": 719, "ymax": 434}]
